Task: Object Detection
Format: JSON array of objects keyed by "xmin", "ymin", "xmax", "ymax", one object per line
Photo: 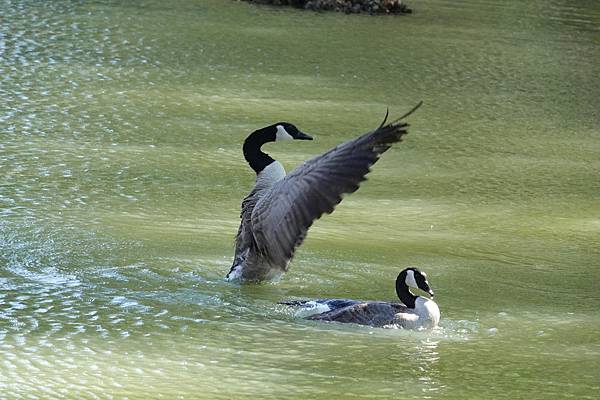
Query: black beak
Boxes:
[
  {"xmin": 295, "ymin": 131, "xmax": 313, "ymax": 140},
  {"xmin": 421, "ymin": 281, "xmax": 434, "ymax": 298}
]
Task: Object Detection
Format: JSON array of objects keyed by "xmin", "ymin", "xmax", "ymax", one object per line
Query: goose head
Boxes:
[
  {"xmin": 243, "ymin": 122, "xmax": 313, "ymax": 174},
  {"xmin": 270, "ymin": 122, "xmax": 313, "ymax": 142},
  {"xmin": 395, "ymin": 267, "xmax": 434, "ymax": 306},
  {"xmin": 244, "ymin": 122, "xmax": 313, "ymax": 149}
]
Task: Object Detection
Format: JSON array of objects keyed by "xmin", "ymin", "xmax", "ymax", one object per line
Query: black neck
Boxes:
[
  {"xmin": 243, "ymin": 129, "xmax": 275, "ymax": 174},
  {"xmin": 396, "ymin": 281, "xmax": 417, "ymax": 309}
]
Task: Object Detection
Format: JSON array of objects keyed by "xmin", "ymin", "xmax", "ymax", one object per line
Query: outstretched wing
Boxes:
[{"xmin": 250, "ymin": 102, "xmax": 422, "ymax": 269}]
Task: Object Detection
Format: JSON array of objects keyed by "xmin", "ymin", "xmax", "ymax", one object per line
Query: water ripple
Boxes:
[{"xmin": 1, "ymin": 0, "xmax": 599, "ymax": 398}]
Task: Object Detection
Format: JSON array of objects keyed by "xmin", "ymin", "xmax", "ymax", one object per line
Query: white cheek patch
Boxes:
[
  {"xmin": 405, "ymin": 269, "xmax": 418, "ymax": 289},
  {"xmin": 276, "ymin": 125, "xmax": 294, "ymax": 141}
]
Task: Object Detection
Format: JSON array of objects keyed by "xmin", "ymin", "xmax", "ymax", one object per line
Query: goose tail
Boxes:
[{"xmin": 278, "ymin": 300, "xmax": 310, "ymax": 306}]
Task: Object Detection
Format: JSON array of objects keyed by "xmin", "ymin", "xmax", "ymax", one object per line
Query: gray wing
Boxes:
[
  {"xmin": 231, "ymin": 186, "xmax": 262, "ymax": 268},
  {"xmin": 308, "ymin": 302, "xmax": 407, "ymax": 327},
  {"xmin": 278, "ymin": 298, "xmax": 363, "ymax": 309},
  {"xmin": 250, "ymin": 103, "xmax": 422, "ymax": 269}
]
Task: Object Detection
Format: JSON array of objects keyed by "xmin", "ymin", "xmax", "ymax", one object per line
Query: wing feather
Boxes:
[
  {"xmin": 308, "ymin": 302, "xmax": 403, "ymax": 327},
  {"xmin": 250, "ymin": 103, "xmax": 421, "ymax": 269}
]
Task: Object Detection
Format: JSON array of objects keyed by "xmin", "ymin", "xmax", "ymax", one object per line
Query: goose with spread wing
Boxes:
[{"xmin": 226, "ymin": 102, "xmax": 423, "ymax": 282}]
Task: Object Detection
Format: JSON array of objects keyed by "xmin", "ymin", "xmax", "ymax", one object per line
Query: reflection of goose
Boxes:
[
  {"xmin": 280, "ymin": 267, "xmax": 440, "ymax": 329},
  {"xmin": 226, "ymin": 102, "xmax": 423, "ymax": 282}
]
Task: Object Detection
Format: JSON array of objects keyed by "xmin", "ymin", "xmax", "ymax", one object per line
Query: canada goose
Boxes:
[
  {"xmin": 280, "ymin": 267, "xmax": 440, "ymax": 329},
  {"xmin": 226, "ymin": 102, "xmax": 423, "ymax": 282}
]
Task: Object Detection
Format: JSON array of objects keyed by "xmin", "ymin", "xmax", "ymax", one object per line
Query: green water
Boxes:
[{"xmin": 1, "ymin": 0, "xmax": 599, "ymax": 398}]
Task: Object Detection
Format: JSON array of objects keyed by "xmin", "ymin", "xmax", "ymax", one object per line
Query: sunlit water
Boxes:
[{"xmin": 1, "ymin": 0, "xmax": 599, "ymax": 398}]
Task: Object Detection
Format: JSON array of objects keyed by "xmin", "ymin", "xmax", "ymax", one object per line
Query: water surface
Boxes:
[{"xmin": 1, "ymin": 0, "xmax": 599, "ymax": 398}]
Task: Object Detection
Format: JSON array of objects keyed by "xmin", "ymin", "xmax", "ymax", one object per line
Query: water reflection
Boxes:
[{"xmin": 414, "ymin": 339, "xmax": 443, "ymax": 398}]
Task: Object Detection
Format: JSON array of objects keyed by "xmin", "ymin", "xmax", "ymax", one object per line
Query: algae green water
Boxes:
[{"xmin": 1, "ymin": 0, "xmax": 599, "ymax": 398}]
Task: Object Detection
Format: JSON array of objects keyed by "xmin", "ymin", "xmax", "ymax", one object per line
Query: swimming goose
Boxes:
[
  {"xmin": 226, "ymin": 102, "xmax": 423, "ymax": 282},
  {"xmin": 280, "ymin": 267, "xmax": 440, "ymax": 329}
]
